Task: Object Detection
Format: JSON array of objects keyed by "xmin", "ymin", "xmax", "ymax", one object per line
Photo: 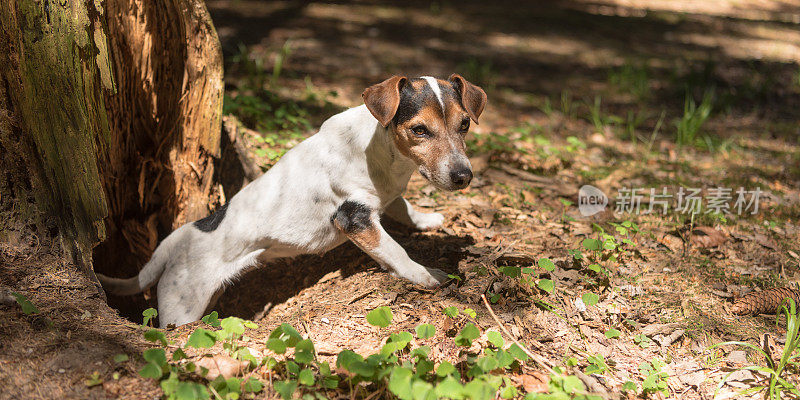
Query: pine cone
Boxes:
[{"xmin": 731, "ymin": 287, "xmax": 800, "ymax": 315}]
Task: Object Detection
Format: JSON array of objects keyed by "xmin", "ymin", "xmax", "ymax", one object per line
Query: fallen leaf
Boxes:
[
  {"xmin": 724, "ymin": 369, "xmax": 757, "ymax": 388},
  {"xmin": 689, "ymin": 226, "xmax": 727, "ymax": 248},
  {"xmin": 522, "ymin": 371, "xmax": 550, "ymax": 393},
  {"xmin": 659, "ymin": 234, "xmax": 684, "ymax": 253},
  {"xmin": 196, "ymin": 354, "xmax": 248, "ymax": 380},
  {"xmin": 727, "ymin": 350, "xmax": 748, "ymax": 365},
  {"xmin": 679, "ymin": 371, "xmax": 706, "ymax": 387},
  {"xmin": 753, "ymin": 233, "xmax": 777, "ymax": 250},
  {"xmin": 641, "ymin": 323, "xmax": 682, "ymax": 337}
]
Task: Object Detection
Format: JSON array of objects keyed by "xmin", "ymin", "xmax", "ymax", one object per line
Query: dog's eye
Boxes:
[
  {"xmin": 411, "ymin": 126, "xmax": 429, "ymax": 137},
  {"xmin": 459, "ymin": 119, "xmax": 470, "ymax": 132}
]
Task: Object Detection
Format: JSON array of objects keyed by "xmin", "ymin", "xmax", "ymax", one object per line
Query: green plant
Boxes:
[
  {"xmin": 497, "ymin": 256, "xmax": 559, "ymax": 297},
  {"xmin": 560, "ymin": 90, "xmax": 577, "ymax": 119},
  {"xmin": 633, "ymin": 334, "xmax": 652, "ymax": 349},
  {"xmin": 587, "ymin": 96, "xmax": 611, "ymax": 135},
  {"xmin": 142, "ymin": 307, "xmax": 157, "ymax": 327},
  {"xmin": 224, "ymin": 90, "xmax": 311, "ymax": 137},
  {"xmin": 584, "ymin": 354, "xmax": 608, "ymax": 375},
  {"xmin": 466, "ymin": 131, "xmax": 519, "ymax": 156},
  {"xmin": 623, "ymin": 109, "xmax": 647, "ymax": 145},
  {"xmin": 270, "ymin": 40, "xmax": 292, "ymax": 87},
  {"xmin": 229, "ymin": 43, "xmax": 269, "ymax": 90},
  {"xmin": 135, "ymin": 304, "xmax": 554, "ymax": 400},
  {"xmin": 608, "ymin": 62, "xmax": 650, "ymax": 99},
  {"xmin": 540, "ymin": 97, "xmax": 554, "ymax": 117},
  {"xmin": 639, "ymin": 358, "xmax": 669, "ymax": 396},
  {"xmin": 565, "ymin": 136, "xmax": 586, "ymax": 153},
  {"xmin": 674, "ymin": 90, "xmax": 713, "ymax": 148},
  {"xmin": 526, "ymin": 369, "xmax": 603, "ymax": 400},
  {"xmin": 712, "ymin": 299, "xmax": 800, "ymax": 399},
  {"xmin": 559, "ymin": 198, "xmax": 574, "ymax": 222},
  {"xmin": 136, "ymin": 309, "xmax": 265, "ymax": 400},
  {"xmin": 646, "ymin": 109, "xmax": 666, "ymax": 153},
  {"xmin": 604, "ymin": 329, "xmax": 621, "ymax": 339},
  {"xmin": 12, "ymin": 292, "xmax": 39, "ymax": 315}
]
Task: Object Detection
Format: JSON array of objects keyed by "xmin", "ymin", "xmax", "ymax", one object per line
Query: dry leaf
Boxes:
[
  {"xmin": 679, "ymin": 371, "xmax": 706, "ymax": 387},
  {"xmin": 659, "ymin": 234, "xmax": 684, "ymax": 253},
  {"xmin": 727, "ymin": 350, "xmax": 748, "ymax": 365},
  {"xmin": 196, "ymin": 354, "xmax": 248, "ymax": 380},
  {"xmin": 753, "ymin": 233, "xmax": 777, "ymax": 250},
  {"xmin": 689, "ymin": 226, "xmax": 727, "ymax": 248},
  {"xmin": 641, "ymin": 323, "xmax": 682, "ymax": 337},
  {"xmin": 522, "ymin": 371, "xmax": 550, "ymax": 393},
  {"xmin": 724, "ymin": 370, "xmax": 757, "ymax": 388}
]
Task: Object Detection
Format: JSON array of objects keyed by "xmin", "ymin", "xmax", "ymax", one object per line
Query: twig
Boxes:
[
  {"xmin": 208, "ymin": 385, "xmax": 223, "ymax": 400},
  {"xmin": 761, "ymin": 333, "xmax": 775, "ymax": 370},
  {"xmin": 480, "ymin": 294, "xmax": 556, "ymax": 375},
  {"xmin": 363, "ymin": 385, "xmax": 385, "ymax": 400}
]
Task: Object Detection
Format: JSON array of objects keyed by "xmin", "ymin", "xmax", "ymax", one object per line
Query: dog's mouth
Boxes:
[{"xmin": 418, "ymin": 166, "xmax": 470, "ymax": 191}]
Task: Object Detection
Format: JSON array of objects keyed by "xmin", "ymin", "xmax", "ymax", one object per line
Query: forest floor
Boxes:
[{"xmin": 2, "ymin": 0, "xmax": 800, "ymax": 399}]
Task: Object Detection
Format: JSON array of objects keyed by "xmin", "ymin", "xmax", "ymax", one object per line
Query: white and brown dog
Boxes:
[{"xmin": 98, "ymin": 74, "xmax": 487, "ymax": 326}]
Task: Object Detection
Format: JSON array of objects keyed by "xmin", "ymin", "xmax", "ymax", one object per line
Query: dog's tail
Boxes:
[
  {"xmin": 96, "ymin": 232, "xmax": 177, "ymax": 296},
  {"xmin": 97, "ymin": 255, "xmax": 167, "ymax": 296}
]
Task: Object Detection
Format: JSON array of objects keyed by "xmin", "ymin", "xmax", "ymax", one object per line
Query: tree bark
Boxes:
[
  {"xmin": 0, "ymin": 0, "xmax": 114, "ymax": 287},
  {"xmin": 0, "ymin": 0, "xmax": 224, "ymax": 310},
  {"xmin": 94, "ymin": 0, "xmax": 225, "ymax": 303}
]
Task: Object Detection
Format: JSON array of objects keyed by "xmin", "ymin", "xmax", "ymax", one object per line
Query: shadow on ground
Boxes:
[{"xmin": 215, "ymin": 219, "xmax": 475, "ymax": 321}]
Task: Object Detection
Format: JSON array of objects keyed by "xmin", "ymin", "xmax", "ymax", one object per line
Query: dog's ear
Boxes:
[
  {"xmin": 362, "ymin": 75, "xmax": 407, "ymax": 128},
  {"xmin": 449, "ymin": 74, "xmax": 487, "ymax": 124}
]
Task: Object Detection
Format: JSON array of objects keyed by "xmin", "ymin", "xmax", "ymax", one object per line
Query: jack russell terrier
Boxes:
[{"xmin": 98, "ymin": 74, "xmax": 487, "ymax": 327}]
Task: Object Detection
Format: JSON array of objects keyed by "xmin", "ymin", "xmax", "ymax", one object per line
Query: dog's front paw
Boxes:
[
  {"xmin": 413, "ymin": 212, "xmax": 445, "ymax": 231},
  {"xmin": 395, "ymin": 263, "xmax": 451, "ymax": 288}
]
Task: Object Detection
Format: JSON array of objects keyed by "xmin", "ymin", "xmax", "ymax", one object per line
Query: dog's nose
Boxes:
[{"xmin": 449, "ymin": 168, "xmax": 473, "ymax": 187}]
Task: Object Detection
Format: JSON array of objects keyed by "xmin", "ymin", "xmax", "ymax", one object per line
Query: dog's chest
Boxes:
[{"xmin": 367, "ymin": 155, "xmax": 414, "ymax": 211}]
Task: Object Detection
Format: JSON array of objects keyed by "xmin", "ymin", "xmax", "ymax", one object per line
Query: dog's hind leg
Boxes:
[
  {"xmin": 156, "ymin": 268, "xmax": 219, "ymax": 327},
  {"xmin": 156, "ymin": 250, "xmax": 266, "ymax": 327}
]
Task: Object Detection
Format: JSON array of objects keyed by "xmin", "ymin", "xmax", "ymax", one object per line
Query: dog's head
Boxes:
[{"xmin": 363, "ymin": 74, "xmax": 487, "ymax": 191}]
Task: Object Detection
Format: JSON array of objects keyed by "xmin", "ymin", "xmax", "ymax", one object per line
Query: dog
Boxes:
[{"xmin": 97, "ymin": 74, "xmax": 487, "ymax": 327}]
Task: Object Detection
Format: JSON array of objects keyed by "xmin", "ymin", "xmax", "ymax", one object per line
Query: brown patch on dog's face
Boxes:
[{"xmin": 391, "ymin": 77, "xmax": 481, "ymax": 190}]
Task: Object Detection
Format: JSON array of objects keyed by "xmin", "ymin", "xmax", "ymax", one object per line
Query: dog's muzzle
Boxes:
[{"xmin": 449, "ymin": 167, "xmax": 472, "ymax": 189}]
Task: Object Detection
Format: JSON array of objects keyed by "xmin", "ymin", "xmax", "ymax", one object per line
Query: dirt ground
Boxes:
[{"xmin": 2, "ymin": 0, "xmax": 800, "ymax": 399}]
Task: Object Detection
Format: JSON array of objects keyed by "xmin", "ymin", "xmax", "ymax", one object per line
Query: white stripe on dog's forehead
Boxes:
[{"xmin": 420, "ymin": 76, "xmax": 445, "ymax": 111}]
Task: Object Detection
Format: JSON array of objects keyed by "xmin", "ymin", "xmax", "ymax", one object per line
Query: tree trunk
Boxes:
[
  {"xmin": 0, "ymin": 0, "xmax": 115, "ymax": 289},
  {"xmin": 94, "ymin": 0, "xmax": 225, "ymax": 317},
  {"xmin": 0, "ymin": 0, "xmax": 224, "ymax": 315}
]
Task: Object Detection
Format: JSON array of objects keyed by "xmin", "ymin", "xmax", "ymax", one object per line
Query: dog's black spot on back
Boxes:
[
  {"xmin": 331, "ymin": 200, "xmax": 372, "ymax": 233},
  {"xmin": 193, "ymin": 203, "xmax": 228, "ymax": 232}
]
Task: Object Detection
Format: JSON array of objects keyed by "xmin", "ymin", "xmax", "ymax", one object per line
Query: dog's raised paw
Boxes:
[{"xmin": 414, "ymin": 212, "xmax": 445, "ymax": 231}]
